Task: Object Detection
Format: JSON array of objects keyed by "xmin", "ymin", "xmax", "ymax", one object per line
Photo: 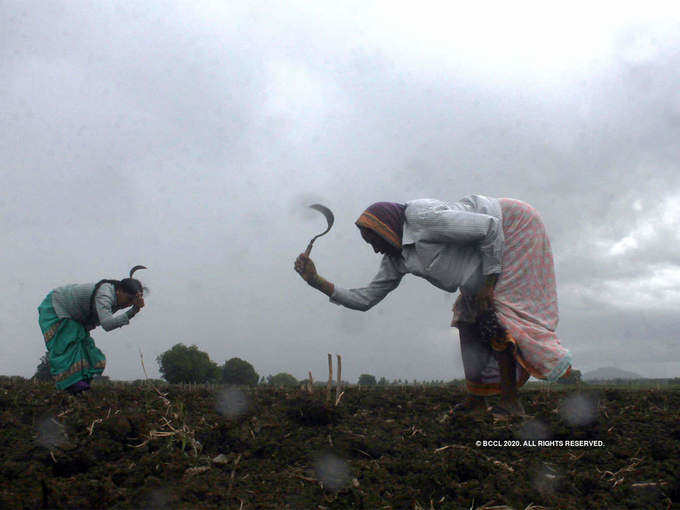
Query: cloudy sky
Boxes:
[{"xmin": 2, "ymin": 1, "xmax": 680, "ymax": 382}]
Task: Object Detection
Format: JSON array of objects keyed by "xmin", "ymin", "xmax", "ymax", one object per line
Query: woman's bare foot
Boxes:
[
  {"xmin": 491, "ymin": 398, "xmax": 526, "ymax": 417},
  {"xmin": 453, "ymin": 395, "xmax": 487, "ymax": 414}
]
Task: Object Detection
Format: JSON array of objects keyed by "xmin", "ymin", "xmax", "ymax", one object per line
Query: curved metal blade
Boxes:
[
  {"xmin": 309, "ymin": 204, "xmax": 334, "ymax": 233},
  {"xmin": 129, "ymin": 265, "xmax": 147, "ymax": 278},
  {"xmin": 305, "ymin": 204, "xmax": 335, "ymax": 255}
]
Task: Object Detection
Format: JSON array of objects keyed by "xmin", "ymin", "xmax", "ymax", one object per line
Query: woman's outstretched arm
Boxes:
[{"xmin": 294, "ymin": 253, "xmax": 405, "ymax": 311}]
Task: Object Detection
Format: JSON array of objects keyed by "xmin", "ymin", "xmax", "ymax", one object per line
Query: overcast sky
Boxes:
[{"xmin": 2, "ymin": 1, "xmax": 680, "ymax": 382}]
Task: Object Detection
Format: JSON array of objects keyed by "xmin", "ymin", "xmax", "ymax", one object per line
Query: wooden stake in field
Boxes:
[
  {"xmin": 335, "ymin": 354, "xmax": 344, "ymax": 406},
  {"xmin": 327, "ymin": 353, "xmax": 333, "ymax": 402},
  {"xmin": 323, "ymin": 353, "xmax": 344, "ymax": 406}
]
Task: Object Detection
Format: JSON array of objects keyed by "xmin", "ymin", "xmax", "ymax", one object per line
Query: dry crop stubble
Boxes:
[{"xmin": 0, "ymin": 377, "xmax": 678, "ymax": 508}]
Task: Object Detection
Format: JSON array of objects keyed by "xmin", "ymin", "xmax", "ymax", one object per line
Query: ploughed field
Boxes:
[{"xmin": 1, "ymin": 377, "xmax": 679, "ymax": 509}]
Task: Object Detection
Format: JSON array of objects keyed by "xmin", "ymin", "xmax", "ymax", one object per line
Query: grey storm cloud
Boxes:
[{"xmin": 2, "ymin": 1, "xmax": 680, "ymax": 380}]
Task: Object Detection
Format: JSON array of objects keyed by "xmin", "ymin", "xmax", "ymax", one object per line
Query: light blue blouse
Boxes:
[{"xmin": 330, "ymin": 195, "xmax": 503, "ymax": 311}]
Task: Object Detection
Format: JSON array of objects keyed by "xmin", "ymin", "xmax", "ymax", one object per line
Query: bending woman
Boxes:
[
  {"xmin": 295, "ymin": 196, "xmax": 571, "ymax": 416},
  {"xmin": 37, "ymin": 266, "xmax": 147, "ymax": 394}
]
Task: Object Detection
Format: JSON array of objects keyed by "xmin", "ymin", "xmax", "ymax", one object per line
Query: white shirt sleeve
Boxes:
[
  {"xmin": 406, "ymin": 199, "xmax": 503, "ymax": 275},
  {"xmin": 329, "ymin": 255, "xmax": 405, "ymax": 311},
  {"xmin": 95, "ymin": 284, "xmax": 131, "ymax": 331}
]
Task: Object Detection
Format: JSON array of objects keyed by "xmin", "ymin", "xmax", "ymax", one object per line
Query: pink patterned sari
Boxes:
[{"xmin": 453, "ymin": 198, "xmax": 572, "ymax": 395}]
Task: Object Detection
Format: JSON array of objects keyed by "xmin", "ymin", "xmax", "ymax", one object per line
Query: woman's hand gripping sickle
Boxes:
[
  {"xmin": 295, "ymin": 253, "xmax": 317, "ymax": 283},
  {"xmin": 294, "ymin": 254, "xmax": 335, "ymax": 297}
]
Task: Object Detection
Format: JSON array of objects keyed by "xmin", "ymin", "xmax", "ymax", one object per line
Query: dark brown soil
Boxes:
[{"xmin": 1, "ymin": 377, "xmax": 678, "ymax": 509}]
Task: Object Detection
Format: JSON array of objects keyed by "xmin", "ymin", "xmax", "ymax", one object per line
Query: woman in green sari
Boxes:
[{"xmin": 37, "ymin": 266, "xmax": 147, "ymax": 394}]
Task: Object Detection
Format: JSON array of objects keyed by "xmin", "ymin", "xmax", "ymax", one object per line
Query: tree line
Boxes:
[
  {"xmin": 33, "ymin": 344, "xmax": 583, "ymax": 386},
  {"xmin": 34, "ymin": 343, "xmax": 301, "ymax": 386}
]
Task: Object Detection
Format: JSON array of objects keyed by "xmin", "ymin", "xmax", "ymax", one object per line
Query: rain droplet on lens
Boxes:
[
  {"xmin": 313, "ymin": 452, "xmax": 350, "ymax": 491},
  {"xmin": 517, "ymin": 419, "xmax": 552, "ymax": 441},
  {"xmin": 532, "ymin": 462, "xmax": 560, "ymax": 494},
  {"xmin": 141, "ymin": 488, "xmax": 170, "ymax": 510},
  {"xmin": 36, "ymin": 416, "xmax": 68, "ymax": 449},
  {"xmin": 559, "ymin": 393, "xmax": 596, "ymax": 426},
  {"xmin": 216, "ymin": 388, "xmax": 249, "ymax": 418}
]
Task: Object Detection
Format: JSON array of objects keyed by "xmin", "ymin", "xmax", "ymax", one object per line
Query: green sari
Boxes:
[{"xmin": 38, "ymin": 292, "xmax": 106, "ymax": 390}]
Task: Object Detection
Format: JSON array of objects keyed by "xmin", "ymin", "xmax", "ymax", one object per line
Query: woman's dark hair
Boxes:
[{"xmin": 88, "ymin": 266, "xmax": 147, "ymax": 323}]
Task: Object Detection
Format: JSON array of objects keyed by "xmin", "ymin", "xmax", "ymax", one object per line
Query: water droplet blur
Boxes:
[
  {"xmin": 532, "ymin": 462, "xmax": 560, "ymax": 494},
  {"xmin": 141, "ymin": 488, "xmax": 170, "ymax": 510},
  {"xmin": 313, "ymin": 452, "xmax": 350, "ymax": 490},
  {"xmin": 559, "ymin": 393, "xmax": 597, "ymax": 426},
  {"xmin": 216, "ymin": 388, "xmax": 249, "ymax": 418},
  {"xmin": 36, "ymin": 416, "xmax": 68, "ymax": 449},
  {"xmin": 517, "ymin": 419, "xmax": 552, "ymax": 441}
]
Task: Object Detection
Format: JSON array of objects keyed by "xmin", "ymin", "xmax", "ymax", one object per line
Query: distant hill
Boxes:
[{"xmin": 582, "ymin": 367, "xmax": 645, "ymax": 381}]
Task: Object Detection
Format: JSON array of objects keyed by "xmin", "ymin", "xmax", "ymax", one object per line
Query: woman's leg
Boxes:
[
  {"xmin": 49, "ymin": 320, "xmax": 105, "ymax": 390},
  {"xmin": 493, "ymin": 347, "xmax": 525, "ymax": 415},
  {"xmin": 455, "ymin": 323, "xmax": 494, "ymax": 411},
  {"xmin": 39, "ymin": 293, "xmax": 104, "ymax": 392},
  {"xmin": 457, "ymin": 322, "xmax": 527, "ymax": 415}
]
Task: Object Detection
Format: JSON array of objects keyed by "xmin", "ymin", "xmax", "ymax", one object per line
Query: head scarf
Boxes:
[{"xmin": 355, "ymin": 202, "xmax": 407, "ymax": 250}]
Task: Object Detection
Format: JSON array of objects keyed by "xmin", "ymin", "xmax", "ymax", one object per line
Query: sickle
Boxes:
[
  {"xmin": 304, "ymin": 204, "xmax": 335, "ymax": 256},
  {"xmin": 129, "ymin": 265, "xmax": 147, "ymax": 278}
]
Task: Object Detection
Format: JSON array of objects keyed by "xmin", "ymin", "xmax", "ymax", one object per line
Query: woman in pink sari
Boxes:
[{"xmin": 295, "ymin": 195, "xmax": 571, "ymax": 416}]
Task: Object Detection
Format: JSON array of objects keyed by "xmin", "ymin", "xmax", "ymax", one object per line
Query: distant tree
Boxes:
[
  {"xmin": 558, "ymin": 369, "xmax": 582, "ymax": 384},
  {"xmin": 156, "ymin": 343, "xmax": 220, "ymax": 384},
  {"xmin": 222, "ymin": 357, "xmax": 259, "ymax": 386},
  {"xmin": 266, "ymin": 373, "xmax": 299, "ymax": 387},
  {"xmin": 377, "ymin": 377, "xmax": 389, "ymax": 386},
  {"xmin": 33, "ymin": 353, "xmax": 52, "ymax": 381},
  {"xmin": 358, "ymin": 374, "xmax": 377, "ymax": 386}
]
